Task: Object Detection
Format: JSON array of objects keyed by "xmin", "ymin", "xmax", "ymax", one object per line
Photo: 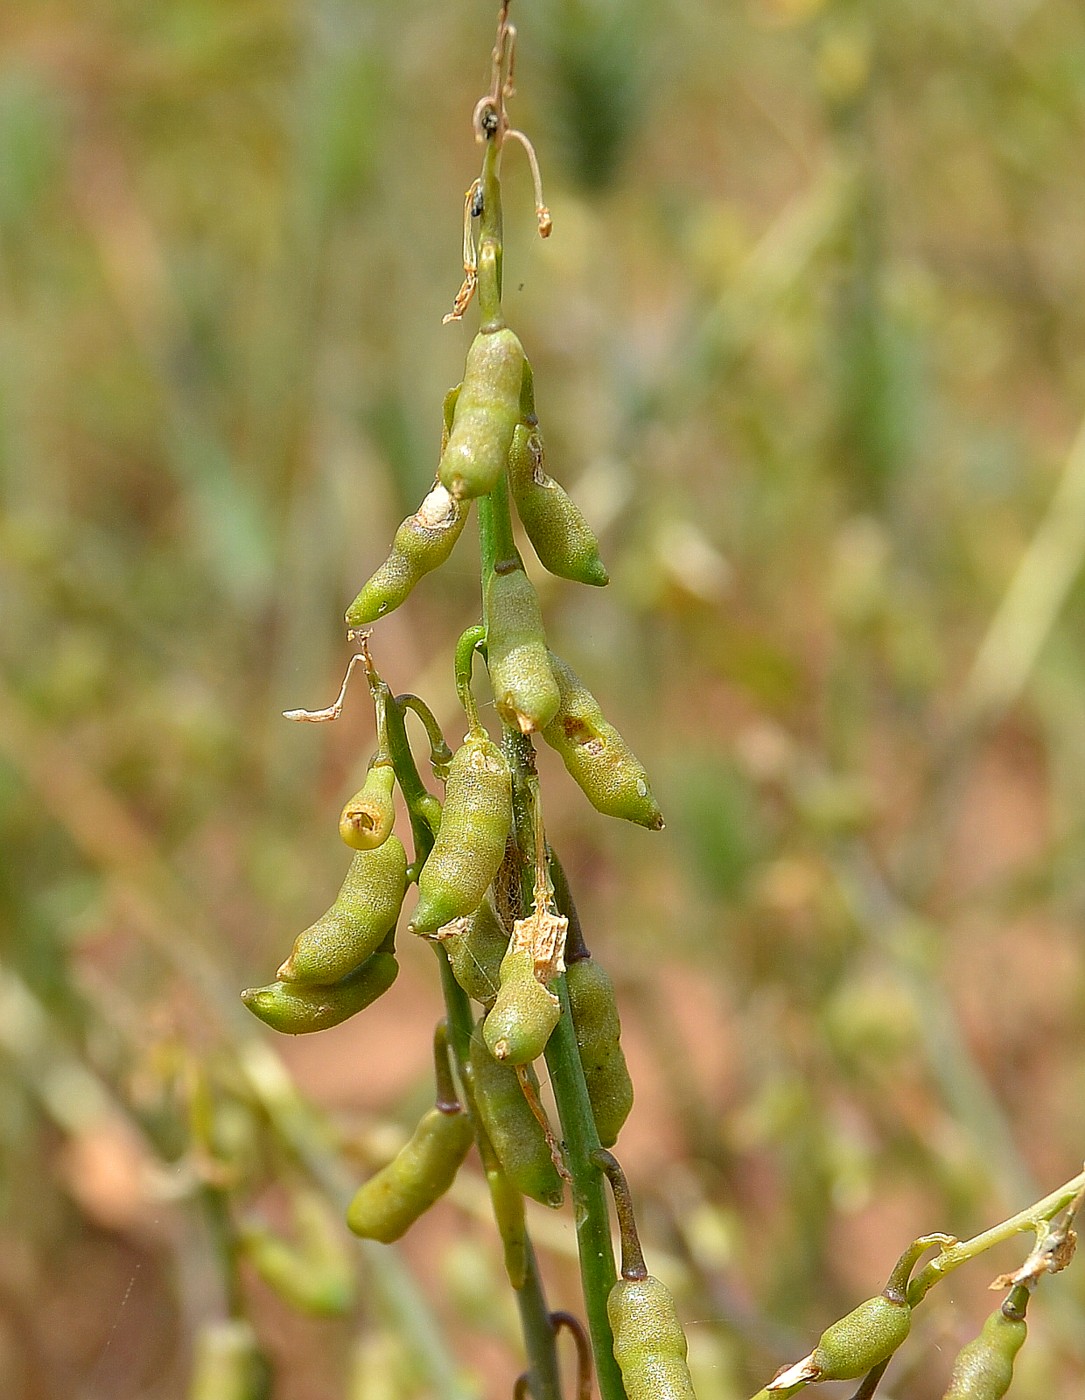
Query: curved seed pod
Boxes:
[
  {"xmin": 468, "ymin": 1020, "xmax": 564, "ymax": 1208},
  {"xmin": 541, "ymin": 651, "xmax": 663, "ymax": 829},
  {"xmin": 241, "ymin": 951, "xmax": 398, "ymax": 1035},
  {"xmin": 188, "ymin": 1320, "xmax": 272, "ymax": 1400},
  {"xmin": 445, "ymin": 896, "xmax": 510, "ymax": 1006},
  {"xmin": 810, "ymin": 1294, "xmax": 912, "ymax": 1381},
  {"xmin": 339, "ymin": 763, "xmax": 396, "ymax": 851},
  {"xmin": 607, "ymin": 1275, "xmax": 697, "ymax": 1400},
  {"xmin": 942, "ymin": 1291, "xmax": 1028, "ymax": 1399},
  {"xmin": 507, "ymin": 421, "xmax": 608, "ymax": 586},
  {"xmin": 346, "ymin": 1106, "xmax": 474, "ymax": 1243},
  {"xmin": 438, "ymin": 328, "xmax": 525, "ymax": 500},
  {"xmin": 409, "ymin": 731, "xmax": 512, "ymax": 935},
  {"xmin": 485, "ymin": 562, "xmax": 560, "ymax": 732},
  {"xmin": 483, "ymin": 946, "xmax": 560, "ymax": 1064},
  {"xmin": 277, "ymin": 838, "xmax": 407, "ymax": 985},
  {"xmin": 566, "ymin": 957, "xmax": 633, "ymax": 1147},
  {"xmin": 345, "ymin": 481, "xmax": 469, "ymax": 629}
]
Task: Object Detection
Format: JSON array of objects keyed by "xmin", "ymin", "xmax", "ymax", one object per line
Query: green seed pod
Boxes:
[
  {"xmin": 607, "ymin": 1275, "xmax": 697, "ymax": 1400},
  {"xmin": 468, "ymin": 1020, "xmax": 564, "ymax": 1208},
  {"xmin": 409, "ymin": 731, "xmax": 512, "ymax": 935},
  {"xmin": 188, "ymin": 1320, "xmax": 272, "ymax": 1400},
  {"xmin": 507, "ymin": 421, "xmax": 608, "ymax": 586},
  {"xmin": 241, "ymin": 951, "xmax": 398, "ymax": 1035},
  {"xmin": 811, "ymin": 1294, "xmax": 912, "ymax": 1381},
  {"xmin": 339, "ymin": 762, "xmax": 396, "ymax": 851},
  {"xmin": 345, "ymin": 481, "xmax": 469, "ymax": 628},
  {"xmin": 438, "ymin": 328, "xmax": 525, "ymax": 500},
  {"xmin": 445, "ymin": 896, "xmax": 509, "ymax": 1006},
  {"xmin": 942, "ymin": 1295, "xmax": 1028, "ymax": 1399},
  {"xmin": 566, "ymin": 957, "xmax": 633, "ymax": 1148},
  {"xmin": 541, "ymin": 651, "xmax": 663, "ymax": 829},
  {"xmin": 483, "ymin": 946, "xmax": 560, "ymax": 1064},
  {"xmin": 485, "ymin": 562, "xmax": 560, "ymax": 732},
  {"xmin": 277, "ymin": 838, "xmax": 407, "ymax": 985},
  {"xmin": 346, "ymin": 1105, "xmax": 474, "ymax": 1243}
]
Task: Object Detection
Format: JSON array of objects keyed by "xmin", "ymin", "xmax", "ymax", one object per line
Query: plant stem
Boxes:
[
  {"xmin": 478, "ymin": 137, "xmax": 505, "ymax": 330},
  {"xmin": 396, "ymin": 693, "xmax": 453, "ymax": 777},
  {"xmin": 471, "ymin": 96, "xmax": 626, "ymax": 1399},
  {"xmin": 545, "ymin": 964, "xmax": 626, "ymax": 1400},
  {"xmin": 908, "ymin": 1166, "xmax": 1085, "ymax": 1305},
  {"xmin": 454, "ymin": 625, "xmax": 487, "ymax": 730},
  {"xmin": 479, "ymin": 496, "xmax": 625, "ymax": 1398},
  {"xmin": 383, "ymin": 683, "xmax": 562, "ymax": 1400},
  {"xmin": 200, "ymin": 1184, "xmax": 245, "ymax": 1319},
  {"xmin": 489, "ymin": 470, "xmax": 520, "ymax": 564}
]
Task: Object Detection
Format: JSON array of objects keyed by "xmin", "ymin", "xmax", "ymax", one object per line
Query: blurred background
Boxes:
[{"xmin": 2, "ymin": 0, "xmax": 1085, "ymax": 1395}]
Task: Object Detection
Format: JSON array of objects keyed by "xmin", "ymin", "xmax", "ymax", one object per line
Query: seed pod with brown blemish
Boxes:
[
  {"xmin": 566, "ymin": 956, "xmax": 633, "ymax": 1147},
  {"xmin": 541, "ymin": 651, "xmax": 663, "ymax": 829},
  {"xmin": 468, "ymin": 1019, "xmax": 564, "ymax": 1207},
  {"xmin": 445, "ymin": 896, "xmax": 510, "ymax": 1007},
  {"xmin": 809, "ymin": 1293, "xmax": 912, "ymax": 1381},
  {"xmin": 941, "ymin": 1289, "xmax": 1028, "ymax": 1400},
  {"xmin": 438, "ymin": 328, "xmax": 526, "ymax": 500},
  {"xmin": 241, "ymin": 951, "xmax": 398, "ymax": 1035},
  {"xmin": 483, "ymin": 946, "xmax": 561, "ymax": 1064},
  {"xmin": 345, "ymin": 481, "xmax": 469, "ymax": 629},
  {"xmin": 277, "ymin": 838, "xmax": 407, "ymax": 985},
  {"xmin": 409, "ymin": 730, "xmax": 513, "ymax": 935},
  {"xmin": 339, "ymin": 762, "xmax": 396, "ymax": 851},
  {"xmin": 507, "ymin": 420, "xmax": 609, "ymax": 587},
  {"xmin": 485, "ymin": 560, "xmax": 560, "ymax": 732}
]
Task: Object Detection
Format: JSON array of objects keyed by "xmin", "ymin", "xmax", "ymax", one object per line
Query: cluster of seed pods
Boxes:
[
  {"xmin": 228, "ymin": 3, "xmax": 1081, "ymax": 1388},
  {"xmin": 237, "ymin": 292, "xmax": 660, "ymax": 1255}
]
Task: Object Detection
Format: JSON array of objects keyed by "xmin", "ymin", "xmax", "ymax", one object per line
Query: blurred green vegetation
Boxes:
[{"xmin": 2, "ymin": 0, "xmax": 1085, "ymax": 1396}]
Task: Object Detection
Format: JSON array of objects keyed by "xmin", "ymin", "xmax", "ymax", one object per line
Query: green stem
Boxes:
[
  {"xmin": 433, "ymin": 1020, "xmax": 460, "ymax": 1115},
  {"xmin": 477, "ymin": 393, "xmax": 625, "ymax": 1398},
  {"xmin": 396, "ymin": 694, "xmax": 453, "ymax": 778},
  {"xmin": 454, "ymin": 625, "xmax": 487, "ymax": 732},
  {"xmin": 545, "ymin": 967, "xmax": 626, "ymax": 1400},
  {"xmin": 478, "ymin": 138, "xmax": 505, "ymax": 330},
  {"xmin": 488, "ymin": 471, "xmax": 519, "ymax": 566},
  {"xmin": 201, "ymin": 1184, "xmax": 245, "ymax": 1320},
  {"xmin": 883, "ymin": 1234, "xmax": 954, "ymax": 1305},
  {"xmin": 908, "ymin": 1166, "xmax": 1085, "ymax": 1305},
  {"xmin": 478, "ymin": 495, "xmax": 497, "ymax": 626}
]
